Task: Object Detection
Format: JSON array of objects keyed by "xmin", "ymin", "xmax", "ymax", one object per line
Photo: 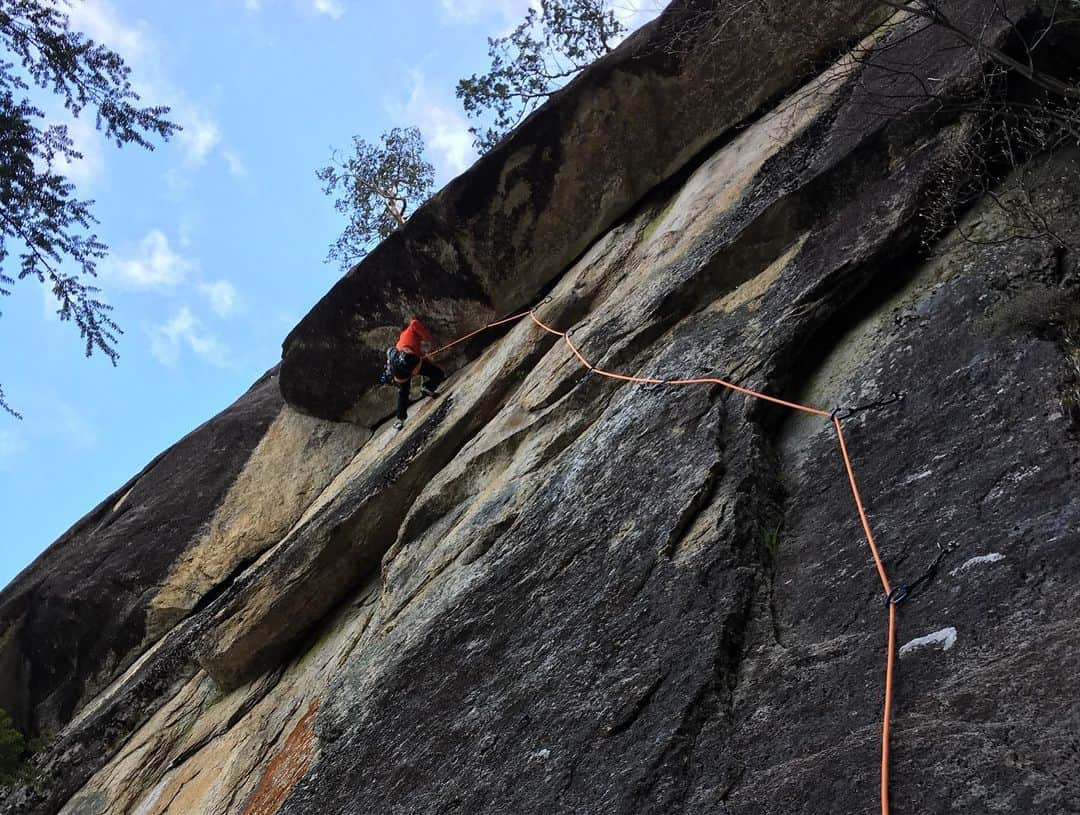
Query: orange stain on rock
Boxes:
[{"xmin": 241, "ymin": 702, "xmax": 319, "ymax": 815}]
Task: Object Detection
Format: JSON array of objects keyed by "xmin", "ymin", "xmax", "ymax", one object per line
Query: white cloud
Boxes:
[
  {"xmin": 402, "ymin": 2, "xmax": 663, "ymax": 180},
  {"xmin": 424, "ymin": 112, "xmax": 475, "ymax": 179},
  {"xmin": 223, "ymin": 150, "xmax": 248, "ymax": 178},
  {"xmin": 43, "ymin": 0, "xmax": 152, "ymax": 191},
  {"xmin": 311, "ymin": 0, "xmax": 346, "ymax": 17},
  {"xmin": 63, "ymin": 0, "xmax": 152, "ymax": 65},
  {"xmin": 0, "ymin": 398, "xmax": 97, "ymax": 469},
  {"xmin": 148, "ymin": 306, "xmax": 229, "ymax": 367},
  {"xmin": 438, "ymin": 0, "xmax": 532, "ymax": 25},
  {"xmin": 391, "ymin": 70, "xmax": 476, "ymax": 181},
  {"xmin": 240, "ymin": 0, "xmax": 349, "ymax": 17},
  {"xmin": 163, "ymin": 166, "xmax": 193, "ymax": 195},
  {"xmin": 65, "ymin": 1, "xmax": 231, "ymax": 182},
  {"xmin": 101, "ymin": 226, "xmax": 241, "ymax": 327},
  {"xmin": 0, "ymin": 428, "xmax": 28, "ymax": 469},
  {"xmin": 198, "ymin": 279, "xmax": 241, "ymax": 317},
  {"xmin": 54, "ymin": 116, "xmax": 107, "ymax": 189},
  {"xmin": 177, "ymin": 107, "xmax": 223, "ymax": 167},
  {"xmin": 177, "ymin": 212, "xmax": 200, "ymax": 249},
  {"xmin": 438, "ymin": 0, "xmax": 663, "ymax": 36},
  {"xmin": 107, "ymin": 230, "xmax": 195, "ymax": 291}
]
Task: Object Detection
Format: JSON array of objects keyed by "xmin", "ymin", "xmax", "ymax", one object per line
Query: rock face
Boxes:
[
  {"xmin": 0, "ymin": 372, "xmax": 281, "ymax": 737},
  {"xmin": 278, "ymin": 0, "xmax": 876, "ymax": 423},
  {"xmin": 0, "ymin": 372, "xmax": 369, "ymax": 745},
  {"xmin": 3, "ymin": 2, "xmax": 1080, "ymax": 814}
]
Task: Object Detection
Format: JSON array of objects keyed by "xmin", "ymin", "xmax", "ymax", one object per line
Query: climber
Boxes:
[{"xmin": 380, "ymin": 318, "xmax": 445, "ymax": 430}]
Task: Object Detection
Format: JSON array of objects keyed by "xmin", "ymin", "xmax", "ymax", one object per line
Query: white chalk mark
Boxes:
[
  {"xmin": 949, "ymin": 553, "xmax": 1005, "ymax": 577},
  {"xmin": 899, "ymin": 469, "xmax": 933, "ymax": 486},
  {"xmin": 899, "ymin": 627, "xmax": 957, "ymax": 658}
]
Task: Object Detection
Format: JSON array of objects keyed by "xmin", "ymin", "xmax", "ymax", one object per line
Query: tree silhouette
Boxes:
[
  {"xmin": 456, "ymin": 0, "xmax": 626, "ymax": 152},
  {"xmin": 0, "ymin": 0, "xmax": 178, "ymax": 417},
  {"xmin": 317, "ymin": 127, "xmax": 435, "ymax": 270}
]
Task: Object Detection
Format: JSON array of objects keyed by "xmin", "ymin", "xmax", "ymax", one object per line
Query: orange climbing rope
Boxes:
[
  {"xmin": 426, "ymin": 310, "xmax": 534, "ymax": 358},
  {"xmin": 526, "ymin": 312, "xmax": 834, "ymax": 417},
  {"xmin": 834, "ymin": 416, "xmax": 896, "ymax": 815},
  {"xmin": 420, "ymin": 302, "xmax": 900, "ymax": 815}
]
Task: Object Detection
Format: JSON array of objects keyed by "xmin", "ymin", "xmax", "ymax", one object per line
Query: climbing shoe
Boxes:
[
  {"xmin": 422, "ymin": 386, "xmax": 438, "ymax": 398},
  {"xmin": 393, "ymin": 419, "xmax": 404, "ymax": 431}
]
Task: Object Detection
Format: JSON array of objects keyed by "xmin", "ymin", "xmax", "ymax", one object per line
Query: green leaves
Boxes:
[
  {"xmin": 456, "ymin": 0, "xmax": 625, "ymax": 153},
  {"xmin": 0, "ymin": 708, "xmax": 27, "ymax": 785},
  {"xmin": 317, "ymin": 127, "xmax": 435, "ymax": 270},
  {"xmin": 0, "ymin": 0, "xmax": 178, "ymax": 417},
  {"xmin": 319, "ymin": 2, "xmax": 625, "ymax": 272}
]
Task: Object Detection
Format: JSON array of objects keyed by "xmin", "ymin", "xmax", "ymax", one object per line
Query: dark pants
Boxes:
[{"xmin": 396, "ymin": 357, "xmax": 444, "ymax": 421}]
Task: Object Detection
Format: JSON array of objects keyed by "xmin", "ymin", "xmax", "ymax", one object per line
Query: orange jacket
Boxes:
[{"xmin": 395, "ymin": 319, "xmax": 434, "ymax": 358}]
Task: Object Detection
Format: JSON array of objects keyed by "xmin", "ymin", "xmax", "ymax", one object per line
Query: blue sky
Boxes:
[{"xmin": 0, "ymin": 0, "xmax": 661, "ymax": 587}]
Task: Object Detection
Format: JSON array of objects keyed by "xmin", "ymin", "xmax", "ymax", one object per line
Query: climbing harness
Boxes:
[
  {"xmin": 421, "ymin": 299, "xmax": 926, "ymax": 815},
  {"xmin": 384, "ymin": 347, "xmax": 419, "ymax": 384}
]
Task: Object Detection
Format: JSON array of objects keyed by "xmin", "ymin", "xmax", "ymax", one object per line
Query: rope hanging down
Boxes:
[{"xmin": 422, "ymin": 300, "xmax": 912, "ymax": 815}]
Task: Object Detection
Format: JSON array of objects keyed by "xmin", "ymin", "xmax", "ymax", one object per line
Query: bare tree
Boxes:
[
  {"xmin": 665, "ymin": 0, "xmax": 1080, "ymax": 247},
  {"xmin": 871, "ymin": 1, "xmax": 1080, "ymax": 247}
]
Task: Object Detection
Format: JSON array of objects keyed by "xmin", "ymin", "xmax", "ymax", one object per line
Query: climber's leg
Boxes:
[{"xmin": 419, "ymin": 360, "xmax": 444, "ymax": 396}]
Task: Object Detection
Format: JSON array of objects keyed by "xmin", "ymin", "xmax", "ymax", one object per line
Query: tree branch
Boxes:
[{"xmin": 879, "ymin": 0, "xmax": 1080, "ymax": 99}]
